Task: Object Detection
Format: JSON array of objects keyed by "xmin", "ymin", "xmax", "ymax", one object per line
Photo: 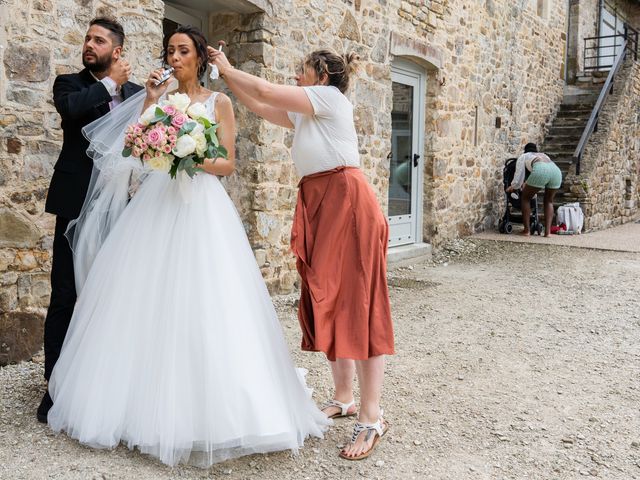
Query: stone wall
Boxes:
[
  {"xmin": 407, "ymin": 0, "xmax": 568, "ymax": 241},
  {"xmin": 568, "ymin": 0, "xmax": 599, "ymax": 76},
  {"xmin": 204, "ymin": 0, "xmax": 570, "ymax": 292},
  {"xmin": 565, "ymin": 60, "xmax": 640, "ymax": 230},
  {"xmin": 0, "ymin": 0, "xmax": 163, "ymax": 365},
  {"xmin": 207, "ymin": 2, "xmax": 400, "ymax": 293},
  {"xmin": 0, "ymin": 0, "xmax": 585, "ymax": 363},
  {"xmin": 614, "ymin": 0, "xmax": 640, "ymax": 28}
]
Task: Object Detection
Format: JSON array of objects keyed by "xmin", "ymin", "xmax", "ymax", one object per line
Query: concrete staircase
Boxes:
[{"xmin": 540, "ymin": 78, "xmax": 603, "ymax": 208}]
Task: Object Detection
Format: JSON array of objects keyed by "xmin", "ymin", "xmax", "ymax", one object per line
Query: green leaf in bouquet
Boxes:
[
  {"xmin": 205, "ymin": 127, "xmax": 219, "ymax": 146},
  {"xmin": 177, "ymin": 155, "xmax": 201, "ymax": 178},
  {"xmin": 151, "ymin": 108, "xmax": 169, "ymax": 124},
  {"xmin": 217, "ymin": 145, "xmax": 228, "ymax": 158},
  {"xmin": 205, "ymin": 123, "xmax": 219, "ymax": 134},
  {"xmin": 169, "ymin": 160, "xmax": 179, "ymax": 179},
  {"xmin": 177, "ymin": 155, "xmax": 194, "ymax": 170},
  {"xmin": 122, "ymin": 147, "xmax": 132, "ymax": 157},
  {"xmin": 162, "ymin": 116, "xmax": 173, "ymax": 126},
  {"xmin": 180, "ymin": 121, "xmax": 196, "ymax": 135},
  {"xmin": 200, "ymin": 118, "xmax": 212, "ymax": 129}
]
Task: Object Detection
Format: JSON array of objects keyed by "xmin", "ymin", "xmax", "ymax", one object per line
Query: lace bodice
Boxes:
[{"xmin": 204, "ymin": 92, "xmax": 219, "ymax": 123}]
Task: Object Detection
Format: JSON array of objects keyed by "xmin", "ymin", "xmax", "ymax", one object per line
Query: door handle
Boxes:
[{"xmin": 413, "ymin": 153, "xmax": 421, "ymax": 167}]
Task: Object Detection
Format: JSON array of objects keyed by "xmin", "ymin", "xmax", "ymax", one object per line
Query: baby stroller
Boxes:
[{"xmin": 498, "ymin": 158, "xmax": 544, "ymax": 235}]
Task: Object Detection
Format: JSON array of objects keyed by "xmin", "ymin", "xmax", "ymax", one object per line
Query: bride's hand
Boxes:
[
  {"xmin": 145, "ymin": 68, "xmax": 171, "ymax": 100},
  {"xmin": 207, "ymin": 46, "xmax": 233, "ymax": 76}
]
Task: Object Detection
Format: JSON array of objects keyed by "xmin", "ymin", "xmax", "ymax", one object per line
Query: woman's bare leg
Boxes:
[
  {"xmin": 543, "ymin": 188, "xmax": 558, "ymax": 237},
  {"xmin": 322, "ymin": 358, "xmax": 357, "ymax": 417},
  {"xmin": 520, "ymin": 184, "xmax": 540, "ymax": 235},
  {"xmin": 341, "ymin": 355, "xmax": 386, "ymax": 458}
]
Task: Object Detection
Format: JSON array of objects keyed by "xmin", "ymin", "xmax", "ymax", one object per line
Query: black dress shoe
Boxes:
[{"xmin": 37, "ymin": 391, "xmax": 53, "ymax": 423}]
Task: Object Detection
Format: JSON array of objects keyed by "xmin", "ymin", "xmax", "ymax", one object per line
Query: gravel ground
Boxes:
[{"xmin": 1, "ymin": 239, "xmax": 639, "ymax": 480}]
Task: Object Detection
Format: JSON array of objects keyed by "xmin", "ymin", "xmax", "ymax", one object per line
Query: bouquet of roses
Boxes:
[{"xmin": 122, "ymin": 92, "xmax": 226, "ymax": 178}]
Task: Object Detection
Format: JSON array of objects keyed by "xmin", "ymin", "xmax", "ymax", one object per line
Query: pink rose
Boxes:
[
  {"xmin": 146, "ymin": 127, "xmax": 166, "ymax": 148},
  {"xmin": 142, "ymin": 153, "xmax": 151, "ymax": 162},
  {"xmin": 140, "ymin": 142, "xmax": 148, "ymax": 151},
  {"xmin": 134, "ymin": 137, "xmax": 143, "ymax": 146},
  {"xmin": 167, "ymin": 126, "xmax": 177, "ymax": 135},
  {"xmin": 133, "ymin": 124, "xmax": 143, "ymax": 135},
  {"xmin": 163, "ymin": 144, "xmax": 172, "ymax": 154},
  {"xmin": 171, "ymin": 113, "xmax": 188, "ymax": 129},
  {"xmin": 162, "ymin": 105, "xmax": 177, "ymax": 116},
  {"xmin": 133, "ymin": 147, "xmax": 143, "ymax": 158},
  {"xmin": 168, "ymin": 134, "xmax": 177, "ymax": 144}
]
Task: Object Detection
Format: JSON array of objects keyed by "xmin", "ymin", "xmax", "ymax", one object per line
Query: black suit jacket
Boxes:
[{"xmin": 45, "ymin": 68, "xmax": 143, "ymax": 219}]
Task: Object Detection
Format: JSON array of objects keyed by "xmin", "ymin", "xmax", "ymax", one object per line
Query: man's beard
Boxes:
[{"xmin": 82, "ymin": 52, "xmax": 113, "ymax": 73}]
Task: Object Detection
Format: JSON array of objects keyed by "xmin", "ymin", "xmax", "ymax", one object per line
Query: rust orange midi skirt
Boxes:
[{"xmin": 290, "ymin": 167, "xmax": 394, "ymax": 361}]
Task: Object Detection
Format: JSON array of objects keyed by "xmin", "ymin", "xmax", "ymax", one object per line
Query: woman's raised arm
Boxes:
[{"xmin": 208, "ymin": 47, "xmax": 314, "ymax": 117}]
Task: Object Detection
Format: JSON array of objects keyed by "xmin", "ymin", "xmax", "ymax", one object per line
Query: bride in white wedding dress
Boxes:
[{"xmin": 47, "ymin": 26, "xmax": 330, "ymax": 467}]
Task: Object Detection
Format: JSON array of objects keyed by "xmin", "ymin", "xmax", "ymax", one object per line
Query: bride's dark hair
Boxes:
[{"xmin": 161, "ymin": 25, "xmax": 209, "ymax": 79}]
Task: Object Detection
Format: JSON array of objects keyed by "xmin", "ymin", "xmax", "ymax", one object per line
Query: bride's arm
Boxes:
[
  {"xmin": 142, "ymin": 69, "xmax": 171, "ymax": 112},
  {"xmin": 199, "ymin": 93, "xmax": 236, "ymax": 176}
]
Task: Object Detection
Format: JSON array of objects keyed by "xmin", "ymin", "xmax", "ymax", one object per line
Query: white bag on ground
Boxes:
[{"xmin": 557, "ymin": 202, "xmax": 584, "ymax": 233}]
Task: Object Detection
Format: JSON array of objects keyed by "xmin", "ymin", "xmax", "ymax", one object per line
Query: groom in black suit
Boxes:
[{"xmin": 38, "ymin": 17, "xmax": 143, "ymax": 423}]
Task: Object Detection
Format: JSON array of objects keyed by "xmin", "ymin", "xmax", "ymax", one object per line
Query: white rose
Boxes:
[
  {"xmin": 187, "ymin": 102, "xmax": 208, "ymax": 120},
  {"xmin": 148, "ymin": 153, "xmax": 173, "ymax": 172},
  {"xmin": 172, "ymin": 134, "xmax": 197, "ymax": 157},
  {"xmin": 139, "ymin": 104, "xmax": 159, "ymax": 126},
  {"xmin": 166, "ymin": 92, "xmax": 191, "ymax": 112},
  {"xmin": 191, "ymin": 132, "xmax": 207, "ymax": 156}
]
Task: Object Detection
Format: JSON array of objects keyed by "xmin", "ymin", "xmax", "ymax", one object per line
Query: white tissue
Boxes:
[{"xmin": 209, "ymin": 63, "xmax": 219, "ymax": 81}]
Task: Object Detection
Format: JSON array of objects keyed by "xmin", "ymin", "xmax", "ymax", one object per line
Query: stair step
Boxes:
[
  {"xmin": 552, "ymin": 118, "xmax": 590, "ymax": 126},
  {"xmin": 559, "ymin": 101, "xmax": 596, "ymax": 108},
  {"xmin": 547, "ymin": 126, "xmax": 585, "ymax": 135},
  {"xmin": 541, "ymin": 145, "xmax": 578, "ymax": 153},
  {"xmin": 547, "ymin": 150, "xmax": 577, "ymax": 156},
  {"xmin": 555, "ymin": 110, "xmax": 592, "ymax": 118},
  {"xmin": 556, "ymin": 110, "xmax": 593, "ymax": 119},
  {"xmin": 544, "ymin": 135, "xmax": 582, "ymax": 143},
  {"xmin": 544, "ymin": 153, "xmax": 575, "ymax": 163},
  {"xmin": 558, "ymin": 104, "xmax": 595, "ymax": 113}
]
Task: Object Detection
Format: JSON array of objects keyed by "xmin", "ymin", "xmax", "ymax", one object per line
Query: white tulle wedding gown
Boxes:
[{"xmin": 47, "ymin": 93, "xmax": 330, "ymax": 467}]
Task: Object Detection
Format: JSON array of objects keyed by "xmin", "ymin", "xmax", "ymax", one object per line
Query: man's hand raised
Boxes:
[{"xmin": 108, "ymin": 58, "xmax": 131, "ymax": 86}]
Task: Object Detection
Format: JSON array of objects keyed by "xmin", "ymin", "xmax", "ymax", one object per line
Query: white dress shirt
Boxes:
[{"xmin": 90, "ymin": 72, "xmax": 123, "ymax": 110}]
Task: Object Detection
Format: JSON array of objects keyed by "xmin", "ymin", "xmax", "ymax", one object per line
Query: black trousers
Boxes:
[{"xmin": 44, "ymin": 216, "xmax": 76, "ymax": 380}]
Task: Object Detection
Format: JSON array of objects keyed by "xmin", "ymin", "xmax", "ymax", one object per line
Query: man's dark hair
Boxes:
[
  {"xmin": 89, "ymin": 17, "xmax": 125, "ymax": 47},
  {"xmin": 524, "ymin": 142, "xmax": 538, "ymax": 153}
]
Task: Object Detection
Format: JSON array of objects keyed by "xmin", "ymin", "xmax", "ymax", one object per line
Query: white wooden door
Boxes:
[
  {"xmin": 598, "ymin": 5, "xmax": 625, "ymax": 69},
  {"xmin": 388, "ymin": 61, "xmax": 425, "ymax": 247}
]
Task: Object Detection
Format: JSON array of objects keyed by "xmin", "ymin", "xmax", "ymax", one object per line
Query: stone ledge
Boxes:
[
  {"xmin": 388, "ymin": 242, "xmax": 432, "ymax": 265},
  {"xmin": 389, "ymin": 31, "xmax": 443, "ymax": 70}
]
